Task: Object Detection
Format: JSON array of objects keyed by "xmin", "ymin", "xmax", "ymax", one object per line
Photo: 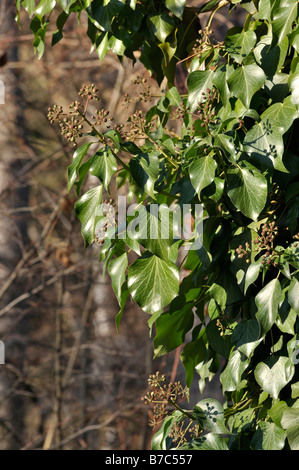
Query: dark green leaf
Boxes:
[{"xmin": 232, "ymin": 319, "xmax": 262, "ymax": 358}]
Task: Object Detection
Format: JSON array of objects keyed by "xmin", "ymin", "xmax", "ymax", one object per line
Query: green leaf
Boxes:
[
  {"xmin": 147, "ymin": 13, "xmax": 174, "ymax": 43},
  {"xmin": 96, "ymin": 32, "xmax": 109, "ymax": 61},
  {"xmin": 129, "ymin": 152, "xmax": 160, "ymax": 199},
  {"xmin": 187, "ymin": 70, "xmax": 214, "ymax": 112},
  {"xmin": 213, "ymin": 133, "xmax": 236, "ymax": 162},
  {"xmin": 244, "ymin": 259, "xmax": 262, "ymax": 293},
  {"xmin": 281, "ymin": 406, "xmax": 299, "ymax": 450},
  {"xmin": 254, "ymin": 356, "xmax": 295, "ymax": 399},
  {"xmin": 255, "ymin": 278, "xmax": 281, "ymax": 334},
  {"xmin": 261, "ymin": 95, "xmax": 298, "ymax": 134},
  {"xmin": 35, "ymin": 0, "xmax": 56, "ymax": 17},
  {"xmin": 189, "ymin": 154, "xmax": 217, "ymax": 198},
  {"xmin": 220, "ymin": 350, "xmax": 249, "ymax": 393},
  {"xmin": 251, "ymin": 422, "xmax": 286, "ymax": 450},
  {"xmin": 87, "ymin": 0, "xmax": 125, "ymax": 32},
  {"xmin": 243, "ymin": 119, "xmax": 287, "ymax": 173},
  {"xmin": 127, "ymin": 253, "xmax": 179, "ymax": 314},
  {"xmin": 288, "ymin": 277, "xmax": 299, "ymax": 312},
  {"xmin": 232, "ymin": 319, "xmax": 262, "ymax": 358},
  {"xmin": 178, "ymin": 433, "xmax": 229, "ymax": 450},
  {"xmin": 225, "ymin": 29, "xmax": 257, "ymax": 64},
  {"xmin": 57, "ymin": 0, "xmax": 77, "ymax": 13},
  {"xmin": 74, "ymin": 185, "xmax": 103, "ymax": 247},
  {"xmin": 181, "ymin": 335, "xmax": 206, "ymax": 388},
  {"xmin": 88, "ymin": 147, "xmax": 118, "ymax": 190},
  {"xmin": 151, "ymin": 412, "xmax": 183, "ymax": 450},
  {"xmin": 193, "ymin": 398, "xmax": 229, "ymax": 434},
  {"xmin": 108, "ymin": 253, "xmax": 128, "ymax": 305},
  {"xmin": 67, "ymin": 142, "xmax": 93, "ymax": 193},
  {"xmin": 227, "ymin": 162, "xmax": 268, "ymax": 221},
  {"xmin": 272, "ymin": 0, "xmax": 298, "ymax": 46},
  {"xmin": 284, "ymin": 242, "xmax": 299, "ymax": 269},
  {"xmin": 165, "ymin": 0, "xmax": 186, "ymax": 19},
  {"xmin": 227, "ymin": 64, "xmax": 266, "ymax": 108}
]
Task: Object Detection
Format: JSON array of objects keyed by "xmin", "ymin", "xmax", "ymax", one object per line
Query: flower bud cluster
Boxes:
[
  {"xmin": 78, "ymin": 83, "xmax": 99, "ymax": 101},
  {"xmin": 141, "ymin": 372, "xmax": 189, "ymax": 428}
]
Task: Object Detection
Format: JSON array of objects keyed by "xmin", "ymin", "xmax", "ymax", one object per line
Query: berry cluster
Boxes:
[
  {"xmin": 141, "ymin": 372, "xmax": 189, "ymax": 428},
  {"xmin": 78, "ymin": 83, "xmax": 99, "ymax": 101},
  {"xmin": 58, "ymin": 116, "xmax": 84, "ymax": 144},
  {"xmin": 254, "ymin": 221, "xmax": 278, "ymax": 266},
  {"xmin": 126, "ymin": 109, "xmax": 155, "ymax": 141},
  {"xmin": 91, "ymin": 109, "xmax": 114, "ymax": 129},
  {"xmin": 236, "ymin": 242, "xmax": 251, "ymax": 263},
  {"xmin": 123, "ymin": 75, "xmax": 152, "ymax": 105}
]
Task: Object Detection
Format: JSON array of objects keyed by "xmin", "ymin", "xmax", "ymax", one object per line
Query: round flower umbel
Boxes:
[
  {"xmin": 78, "ymin": 83, "xmax": 100, "ymax": 101},
  {"xmin": 59, "ymin": 116, "xmax": 84, "ymax": 145}
]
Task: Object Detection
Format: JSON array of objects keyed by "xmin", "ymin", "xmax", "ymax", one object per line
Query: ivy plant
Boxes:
[{"xmin": 16, "ymin": 0, "xmax": 299, "ymax": 450}]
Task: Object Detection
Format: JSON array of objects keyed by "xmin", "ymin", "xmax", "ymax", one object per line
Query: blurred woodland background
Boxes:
[{"xmin": 0, "ymin": 0, "xmax": 242, "ymax": 450}]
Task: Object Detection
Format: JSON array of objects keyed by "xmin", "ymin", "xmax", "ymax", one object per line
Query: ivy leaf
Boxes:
[
  {"xmin": 227, "ymin": 64, "xmax": 266, "ymax": 108},
  {"xmin": 178, "ymin": 433, "xmax": 229, "ymax": 450},
  {"xmin": 244, "ymin": 259, "xmax": 262, "ymax": 294},
  {"xmin": 154, "ymin": 288, "xmax": 195, "ymax": 357},
  {"xmin": 206, "ymin": 319, "xmax": 233, "ymax": 359},
  {"xmin": 225, "ymin": 29, "xmax": 257, "ymax": 64},
  {"xmin": 189, "ymin": 154, "xmax": 217, "ymax": 198},
  {"xmin": 127, "ymin": 205, "xmax": 177, "ymax": 262},
  {"xmin": 165, "ymin": 0, "xmax": 186, "ymax": 19},
  {"xmin": 220, "ymin": 350, "xmax": 249, "ymax": 393},
  {"xmin": 251, "ymin": 422, "xmax": 286, "ymax": 450},
  {"xmin": 213, "ymin": 133, "xmax": 236, "ymax": 163},
  {"xmin": 227, "ymin": 162, "xmax": 268, "ymax": 221},
  {"xmin": 129, "ymin": 152, "xmax": 159, "ymax": 199},
  {"xmin": 74, "ymin": 185, "xmax": 103, "ymax": 247},
  {"xmin": 67, "ymin": 142, "xmax": 93, "ymax": 193},
  {"xmin": 57, "ymin": 0, "xmax": 77, "ymax": 13},
  {"xmin": 243, "ymin": 119, "xmax": 287, "ymax": 173},
  {"xmin": 187, "ymin": 70, "xmax": 214, "ymax": 112},
  {"xmin": 88, "ymin": 147, "xmax": 118, "ymax": 190},
  {"xmin": 255, "ymin": 278, "xmax": 281, "ymax": 335},
  {"xmin": 127, "ymin": 253, "xmax": 179, "ymax": 314},
  {"xmin": 272, "ymin": 0, "xmax": 298, "ymax": 46},
  {"xmin": 35, "ymin": 0, "xmax": 56, "ymax": 17},
  {"xmin": 147, "ymin": 13, "xmax": 175, "ymax": 43},
  {"xmin": 151, "ymin": 412, "xmax": 183, "ymax": 450},
  {"xmin": 288, "ymin": 277, "xmax": 299, "ymax": 312},
  {"xmin": 281, "ymin": 407, "xmax": 299, "ymax": 450},
  {"xmin": 232, "ymin": 319, "xmax": 262, "ymax": 358},
  {"xmin": 181, "ymin": 335, "xmax": 206, "ymax": 388},
  {"xmin": 261, "ymin": 95, "xmax": 298, "ymax": 134},
  {"xmin": 254, "ymin": 356, "xmax": 295, "ymax": 399},
  {"xmin": 193, "ymin": 398, "xmax": 229, "ymax": 434},
  {"xmin": 108, "ymin": 253, "xmax": 128, "ymax": 305},
  {"xmin": 87, "ymin": 0, "xmax": 125, "ymax": 32}
]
